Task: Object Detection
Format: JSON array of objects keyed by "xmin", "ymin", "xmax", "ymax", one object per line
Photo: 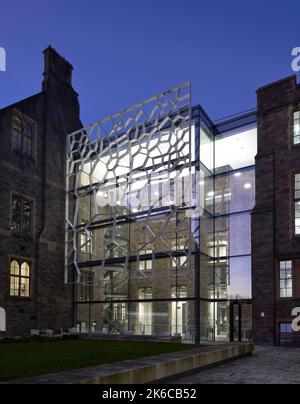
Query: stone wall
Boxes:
[{"xmin": 0, "ymin": 47, "xmax": 82, "ymax": 335}]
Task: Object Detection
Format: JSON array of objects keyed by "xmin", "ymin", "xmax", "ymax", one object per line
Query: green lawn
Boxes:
[{"xmin": 0, "ymin": 340, "xmax": 200, "ymax": 382}]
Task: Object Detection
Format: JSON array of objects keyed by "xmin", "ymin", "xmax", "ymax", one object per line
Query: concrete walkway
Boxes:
[{"xmin": 168, "ymin": 346, "xmax": 300, "ymax": 384}]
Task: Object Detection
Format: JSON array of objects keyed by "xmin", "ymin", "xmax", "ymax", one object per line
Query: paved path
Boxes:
[{"xmin": 167, "ymin": 346, "xmax": 300, "ymax": 384}]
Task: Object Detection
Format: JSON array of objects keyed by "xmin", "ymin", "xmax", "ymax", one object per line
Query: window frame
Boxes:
[
  {"xmin": 171, "ymin": 255, "xmax": 188, "ymax": 270},
  {"xmin": 10, "ymin": 193, "xmax": 34, "ymax": 239},
  {"xmin": 9, "ymin": 259, "xmax": 31, "ymax": 299},
  {"xmin": 294, "ymin": 174, "xmax": 300, "ymax": 236},
  {"xmin": 293, "ymin": 110, "xmax": 300, "ymax": 145},
  {"xmin": 139, "ymin": 247, "xmax": 153, "ymax": 272},
  {"xmin": 279, "ymin": 260, "xmax": 293, "ymax": 299},
  {"xmin": 11, "ymin": 110, "xmax": 36, "ymax": 159}
]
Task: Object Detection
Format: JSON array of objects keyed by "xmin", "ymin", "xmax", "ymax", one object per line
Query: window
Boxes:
[
  {"xmin": 223, "ymin": 188, "xmax": 232, "ymax": 202},
  {"xmin": 77, "ymin": 322, "xmax": 87, "ymax": 333},
  {"xmin": 113, "ymin": 303, "xmax": 126, "ymax": 322},
  {"xmin": 11, "ymin": 194, "xmax": 32, "ymax": 238},
  {"xmin": 10, "ymin": 260, "xmax": 31, "ymax": 297},
  {"xmin": 216, "ymin": 188, "xmax": 232, "ymax": 204},
  {"xmin": 139, "ymin": 247, "xmax": 152, "ymax": 271},
  {"xmin": 280, "ymin": 323, "xmax": 293, "ymax": 334},
  {"xmin": 80, "ymin": 228, "xmax": 93, "ymax": 254},
  {"xmin": 104, "ymin": 226, "xmax": 126, "ymax": 259},
  {"xmin": 12, "ymin": 115, "xmax": 34, "ymax": 157},
  {"xmin": 171, "ymin": 286, "xmax": 188, "ymax": 335},
  {"xmin": 293, "ymin": 111, "xmax": 300, "ymax": 145},
  {"xmin": 206, "ymin": 188, "xmax": 232, "ymax": 210},
  {"xmin": 279, "ymin": 323, "xmax": 293, "ymax": 345},
  {"xmin": 295, "ymin": 175, "xmax": 300, "ymax": 235},
  {"xmin": 171, "ymin": 256, "xmax": 188, "ymax": 270},
  {"xmin": 138, "ymin": 288, "xmax": 152, "ymax": 335},
  {"xmin": 78, "ymin": 272, "xmax": 93, "ymax": 301},
  {"xmin": 207, "ymin": 231, "xmax": 228, "ymax": 263},
  {"xmin": 280, "ymin": 261, "xmax": 293, "ymax": 298},
  {"xmin": 171, "ymin": 239, "xmax": 187, "ymax": 251}
]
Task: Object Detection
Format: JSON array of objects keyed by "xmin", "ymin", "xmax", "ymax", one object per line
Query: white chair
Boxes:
[
  {"xmin": 45, "ymin": 329, "xmax": 53, "ymax": 338},
  {"xmin": 59, "ymin": 328, "xmax": 69, "ymax": 336}
]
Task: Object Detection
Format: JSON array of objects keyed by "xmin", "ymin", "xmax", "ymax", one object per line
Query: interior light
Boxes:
[
  {"xmin": 207, "ymin": 191, "xmax": 214, "ymax": 197},
  {"xmin": 234, "ymin": 172, "xmax": 242, "ymax": 177},
  {"xmin": 244, "ymin": 183, "xmax": 251, "ymax": 189},
  {"xmin": 132, "ymin": 208, "xmax": 138, "ymax": 213}
]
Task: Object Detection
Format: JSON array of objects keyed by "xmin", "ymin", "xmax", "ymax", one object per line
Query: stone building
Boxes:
[
  {"xmin": 0, "ymin": 47, "xmax": 81, "ymax": 335},
  {"xmin": 252, "ymin": 75, "xmax": 300, "ymax": 346},
  {"xmin": 1, "ymin": 47, "xmax": 300, "ymax": 346}
]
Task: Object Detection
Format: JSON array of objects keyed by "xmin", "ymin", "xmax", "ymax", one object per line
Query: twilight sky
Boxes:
[{"xmin": 0, "ymin": 0, "xmax": 300, "ymax": 126}]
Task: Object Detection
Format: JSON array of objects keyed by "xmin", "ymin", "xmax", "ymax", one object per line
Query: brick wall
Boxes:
[{"xmin": 253, "ymin": 75, "xmax": 300, "ymax": 345}]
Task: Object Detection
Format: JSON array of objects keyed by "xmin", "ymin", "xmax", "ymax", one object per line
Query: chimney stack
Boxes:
[{"xmin": 42, "ymin": 46, "xmax": 73, "ymax": 91}]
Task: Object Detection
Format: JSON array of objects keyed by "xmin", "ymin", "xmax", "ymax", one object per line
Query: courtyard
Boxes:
[{"xmin": 168, "ymin": 346, "xmax": 300, "ymax": 384}]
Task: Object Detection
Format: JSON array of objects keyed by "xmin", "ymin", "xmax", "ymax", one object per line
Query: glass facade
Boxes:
[{"xmin": 66, "ymin": 86, "xmax": 257, "ymax": 344}]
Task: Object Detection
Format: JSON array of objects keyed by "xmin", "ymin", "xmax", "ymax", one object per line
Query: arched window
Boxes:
[
  {"xmin": 11, "ymin": 194, "xmax": 32, "ymax": 237},
  {"xmin": 11, "ymin": 115, "xmax": 34, "ymax": 157},
  {"xmin": 10, "ymin": 260, "xmax": 31, "ymax": 298},
  {"xmin": 10, "ymin": 260, "xmax": 20, "ymax": 297}
]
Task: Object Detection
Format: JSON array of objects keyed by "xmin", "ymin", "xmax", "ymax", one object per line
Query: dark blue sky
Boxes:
[{"xmin": 0, "ymin": 0, "xmax": 300, "ymax": 126}]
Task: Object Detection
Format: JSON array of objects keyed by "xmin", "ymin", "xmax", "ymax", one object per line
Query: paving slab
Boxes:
[{"xmin": 167, "ymin": 346, "xmax": 300, "ymax": 384}]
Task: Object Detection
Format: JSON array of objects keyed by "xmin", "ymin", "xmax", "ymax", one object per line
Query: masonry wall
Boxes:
[
  {"xmin": 0, "ymin": 47, "xmax": 82, "ymax": 335},
  {"xmin": 252, "ymin": 75, "xmax": 300, "ymax": 345}
]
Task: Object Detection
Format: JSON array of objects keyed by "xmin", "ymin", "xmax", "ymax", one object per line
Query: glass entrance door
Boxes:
[{"xmin": 230, "ymin": 301, "xmax": 252, "ymax": 342}]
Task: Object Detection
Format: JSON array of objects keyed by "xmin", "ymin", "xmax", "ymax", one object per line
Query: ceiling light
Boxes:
[
  {"xmin": 234, "ymin": 172, "xmax": 242, "ymax": 177},
  {"xmin": 244, "ymin": 183, "xmax": 251, "ymax": 189}
]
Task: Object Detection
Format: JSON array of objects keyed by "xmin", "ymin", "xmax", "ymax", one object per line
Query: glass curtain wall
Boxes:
[
  {"xmin": 68, "ymin": 96, "xmax": 257, "ymax": 344},
  {"xmin": 212, "ymin": 118, "xmax": 256, "ymax": 342},
  {"xmin": 67, "ymin": 84, "xmax": 202, "ymax": 343}
]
